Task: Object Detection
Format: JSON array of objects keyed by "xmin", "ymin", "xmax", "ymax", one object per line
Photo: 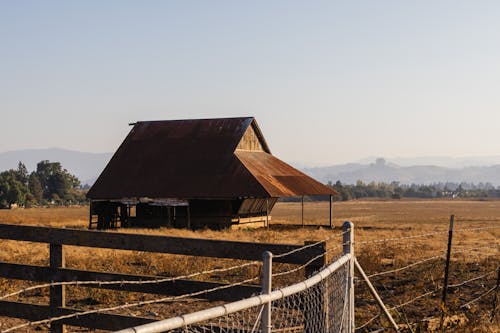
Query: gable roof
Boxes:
[{"xmin": 87, "ymin": 117, "xmax": 335, "ymax": 199}]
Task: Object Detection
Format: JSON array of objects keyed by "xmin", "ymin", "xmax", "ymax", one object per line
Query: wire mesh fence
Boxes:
[{"xmin": 116, "ymin": 257, "xmax": 351, "ymax": 333}]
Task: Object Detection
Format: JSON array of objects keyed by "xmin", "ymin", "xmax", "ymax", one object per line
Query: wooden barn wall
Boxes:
[
  {"xmin": 91, "ymin": 198, "xmax": 277, "ymax": 230},
  {"xmin": 237, "ymin": 198, "xmax": 278, "ymax": 215},
  {"xmin": 236, "ymin": 124, "xmax": 264, "ymax": 151},
  {"xmin": 188, "ymin": 199, "xmax": 234, "ymax": 228}
]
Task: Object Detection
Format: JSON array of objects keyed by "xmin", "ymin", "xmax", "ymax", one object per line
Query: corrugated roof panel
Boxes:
[{"xmin": 235, "ymin": 151, "xmax": 336, "ymax": 197}]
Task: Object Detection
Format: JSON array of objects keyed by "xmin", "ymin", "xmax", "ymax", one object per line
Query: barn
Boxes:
[{"xmin": 86, "ymin": 117, "xmax": 336, "ymax": 229}]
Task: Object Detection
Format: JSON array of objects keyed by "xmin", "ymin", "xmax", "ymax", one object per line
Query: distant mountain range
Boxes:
[
  {"xmin": 2, "ymin": 148, "xmax": 500, "ymax": 186},
  {"xmin": 355, "ymin": 156, "xmax": 500, "ymax": 168},
  {"xmin": 303, "ymin": 158, "xmax": 500, "ymax": 186}
]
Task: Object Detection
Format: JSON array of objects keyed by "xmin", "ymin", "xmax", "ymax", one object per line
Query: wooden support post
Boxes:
[
  {"xmin": 88, "ymin": 202, "xmax": 92, "ymax": 230},
  {"xmin": 329, "ymin": 195, "xmax": 333, "ymax": 228},
  {"xmin": 266, "ymin": 198, "xmax": 269, "ymax": 229},
  {"xmin": 50, "ymin": 244, "xmax": 65, "ymax": 333},
  {"xmin": 301, "ymin": 196, "xmax": 304, "ymax": 227},
  {"xmin": 167, "ymin": 206, "xmax": 171, "ymax": 226},
  {"xmin": 440, "ymin": 215, "xmax": 454, "ymax": 330},
  {"xmin": 187, "ymin": 204, "xmax": 191, "ymax": 229}
]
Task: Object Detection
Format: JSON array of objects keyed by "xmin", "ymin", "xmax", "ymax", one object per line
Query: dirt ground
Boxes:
[{"xmin": 0, "ymin": 199, "xmax": 498, "ymax": 332}]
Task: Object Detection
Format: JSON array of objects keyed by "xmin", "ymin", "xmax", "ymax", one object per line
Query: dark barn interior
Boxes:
[{"xmin": 87, "ymin": 117, "xmax": 335, "ymax": 229}]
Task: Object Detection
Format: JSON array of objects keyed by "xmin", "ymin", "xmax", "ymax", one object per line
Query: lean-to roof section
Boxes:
[{"xmin": 235, "ymin": 151, "xmax": 337, "ymax": 197}]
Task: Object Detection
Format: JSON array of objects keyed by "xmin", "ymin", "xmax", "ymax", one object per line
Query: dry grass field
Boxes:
[{"xmin": 0, "ymin": 199, "xmax": 498, "ymax": 332}]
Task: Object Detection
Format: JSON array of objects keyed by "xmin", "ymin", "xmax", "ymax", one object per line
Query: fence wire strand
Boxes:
[
  {"xmin": 0, "ymin": 230, "xmax": 349, "ymax": 302},
  {"xmin": 1, "ymin": 275, "xmax": 261, "ymax": 333}
]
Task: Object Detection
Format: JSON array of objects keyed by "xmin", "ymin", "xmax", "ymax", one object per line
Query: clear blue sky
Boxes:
[{"xmin": 1, "ymin": 1, "xmax": 499, "ymax": 165}]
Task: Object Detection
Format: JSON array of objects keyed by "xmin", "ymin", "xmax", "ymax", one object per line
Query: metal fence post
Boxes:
[
  {"xmin": 262, "ymin": 251, "xmax": 273, "ymax": 333},
  {"xmin": 50, "ymin": 243, "xmax": 65, "ymax": 333},
  {"xmin": 439, "ymin": 215, "xmax": 454, "ymax": 330},
  {"xmin": 343, "ymin": 221, "xmax": 355, "ymax": 333}
]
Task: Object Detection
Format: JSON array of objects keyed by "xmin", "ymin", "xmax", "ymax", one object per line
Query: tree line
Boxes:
[
  {"xmin": 0, "ymin": 161, "xmax": 86, "ymax": 208},
  {"xmin": 327, "ymin": 180, "xmax": 500, "ymax": 201}
]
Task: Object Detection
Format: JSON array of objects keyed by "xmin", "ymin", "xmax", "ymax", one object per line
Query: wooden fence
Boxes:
[{"xmin": 0, "ymin": 223, "xmax": 326, "ymax": 332}]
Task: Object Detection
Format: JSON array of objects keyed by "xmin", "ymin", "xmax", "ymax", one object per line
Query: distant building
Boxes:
[{"xmin": 87, "ymin": 117, "xmax": 336, "ymax": 229}]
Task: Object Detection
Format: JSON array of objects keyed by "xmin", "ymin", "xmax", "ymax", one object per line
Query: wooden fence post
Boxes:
[
  {"xmin": 50, "ymin": 243, "xmax": 65, "ymax": 333},
  {"xmin": 301, "ymin": 196, "xmax": 304, "ymax": 227},
  {"xmin": 439, "ymin": 215, "xmax": 454, "ymax": 331},
  {"xmin": 329, "ymin": 195, "xmax": 333, "ymax": 229}
]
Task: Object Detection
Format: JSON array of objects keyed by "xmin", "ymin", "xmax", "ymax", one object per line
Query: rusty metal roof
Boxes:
[
  {"xmin": 235, "ymin": 151, "xmax": 336, "ymax": 197},
  {"xmin": 87, "ymin": 117, "xmax": 335, "ymax": 199}
]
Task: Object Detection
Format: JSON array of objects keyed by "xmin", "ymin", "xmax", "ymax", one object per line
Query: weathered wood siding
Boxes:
[{"xmin": 236, "ymin": 124, "xmax": 264, "ymax": 151}]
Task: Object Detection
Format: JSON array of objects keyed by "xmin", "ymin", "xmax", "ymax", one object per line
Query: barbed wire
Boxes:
[
  {"xmin": 388, "ymin": 288, "xmax": 440, "ymax": 311},
  {"xmin": 0, "ymin": 259, "xmax": 261, "ymax": 301},
  {"xmin": 449, "ymin": 270, "xmax": 496, "ymax": 289},
  {"xmin": 460, "ymin": 286, "xmax": 497, "ymax": 309},
  {"xmin": 453, "ymin": 245, "xmax": 499, "ymax": 254},
  {"xmin": 1, "ymin": 275, "xmax": 260, "ymax": 333},
  {"xmin": 454, "ymin": 225, "xmax": 500, "ymax": 233},
  {"xmin": 0, "ymin": 230, "xmax": 351, "ymax": 301},
  {"xmin": 273, "ymin": 228, "xmax": 348, "ymax": 259},
  {"xmin": 3, "ymin": 223, "xmax": 497, "ymax": 301},
  {"xmin": 357, "ymin": 230, "xmax": 449, "ymax": 246},
  {"xmin": 355, "ymin": 312, "xmax": 381, "ymax": 331},
  {"xmin": 356, "ymin": 225, "xmax": 500, "ymax": 247},
  {"xmin": 272, "ymin": 242, "xmax": 348, "ymax": 278},
  {"xmin": 356, "ymin": 269, "xmax": 496, "ymax": 332},
  {"xmin": 367, "ymin": 254, "xmax": 445, "ymax": 279},
  {"xmin": 366, "ymin": 244, "xmax": 498, "ymax": 279},
  {"xmin": 271, "ymin": 223, "xmax": 491, "ymax": 279},
  {"xmin": 385, "ymin": 269, "xmax": 497, "ymax": 312}
]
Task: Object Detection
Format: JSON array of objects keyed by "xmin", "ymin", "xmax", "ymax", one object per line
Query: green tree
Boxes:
[
  {"xmin": 34, "ymin": 160, "xmax": 82, "ymax": 204},
  {"xmin": 28, "ymin": 173, "xmax": 44, "ymax": 203},
  {"xmin": 16, "ymin": 162, "xmax": 29, "ymax": 184},
  {"xmin": 0, "ymin": 170, "xmax": 29, "ymax": 208}
]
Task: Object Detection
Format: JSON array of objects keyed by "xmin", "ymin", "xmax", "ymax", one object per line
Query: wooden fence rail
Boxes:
[{"xmin": 0, "ymin": 223, "xmax": 326, "ymax": 332}]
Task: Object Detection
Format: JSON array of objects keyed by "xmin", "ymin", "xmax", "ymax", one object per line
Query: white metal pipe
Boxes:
[
  {"xmin": 343, "ymin": 221, "xmax": 355, "ymax": 333},
  {"xmin": 114, "ymin": 254, "xmax": 351, "ymax": 333},
  {"xmin": 262, "ymin": 251, "xmax": 272, "ymax": 333}
]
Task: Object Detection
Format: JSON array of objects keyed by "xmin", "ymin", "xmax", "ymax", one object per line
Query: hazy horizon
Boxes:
[
  {"xmin": 4, "ymin": 147, "xmax": 500, "ymax": 170},
  {"xmin": 1, "ymin": 1, "xmax": 500, "ymax": 165}
]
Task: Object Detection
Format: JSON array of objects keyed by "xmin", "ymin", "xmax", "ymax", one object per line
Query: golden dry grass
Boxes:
[{"xmin": 0, "ymin": 199, "xmax": 498, "ymax": 332}]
